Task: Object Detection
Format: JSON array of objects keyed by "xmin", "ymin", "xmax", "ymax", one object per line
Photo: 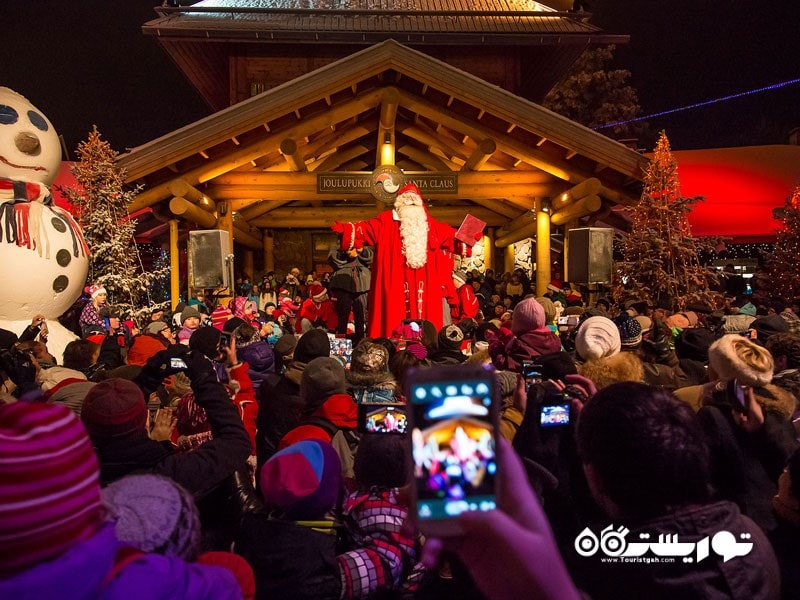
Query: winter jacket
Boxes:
[
  {"xmin": 235, "ymin": 513, "xmax": 341, "ymax": 600},
  {"xmin": 328, "ymin": 246, "xmax": 373, "ymax": 294},
  {"xmin": 255, "ymin": 364, "xmax": 306, "ymax": 469},
  {"xmin": 236, "ymin": 340, "xmax": 276, "ymax": 393},
  {"xmin": 0, "ymin": 523, "xmax": 241, "ymax": 600},
  {"xmin": 489, "ymin": 328, "xmax": 562, "ymax": 372},
  {"xmin": 573, "ymin": 500, "xmax": 780, "ymax": 600}
]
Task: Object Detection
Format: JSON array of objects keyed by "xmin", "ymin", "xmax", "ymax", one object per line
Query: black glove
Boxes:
[
  {"xmin": 136, "ymin": 345, "xmax": 192, "ymax": 395},
  {"xmin": 181, "ymin": 348, "xmax": 217, "ymax": 387}
]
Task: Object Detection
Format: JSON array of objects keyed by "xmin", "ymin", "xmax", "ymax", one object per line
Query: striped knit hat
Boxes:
[{"xmin": 0, "ymin": 402, "xmax": 103, "ymax": 576}]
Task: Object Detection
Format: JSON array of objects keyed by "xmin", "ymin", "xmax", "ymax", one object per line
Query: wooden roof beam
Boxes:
[
  {"xmin": 550, "ymin": 177, "xmax": 602, "ymax": 210},
  {"xmin": 169, "ymin": 197, "xmax": 217, "ymax": 228},
  {"xmin": 397, "ymin": 145, "xmax": 455, "ymax": 172},
  {"xmin": 212, "ymin": 170, "xmax": 555, "ymax": 187},
  {"xmin": 376, "ymin": 87, "xmax": 400, "ymax": 167},
  {"xmin": 312, "ymin": 144, "xmax": 371, "ymax": 173},
  {"xmin": 237, "ymin": 199, "xmax": 296, "ymax": 220},
  {"xmin": 550, "ymin": 195, "xmax": 602, "ymax": 225},
  {"xmin": 279, "ymin": 138, "xmax": 307, "ymax": 172},
  {"xmin": 461, "ymin": 139, "xmax": 497, "ymax": 172},
  {"xmin": 397, "ymin": 120, "xmax": 468, "ymax": 163},
  {"xmin": 250, "ymin": 206, "xmax": 506, "ymax": 228},
  {"xmin": 128, "ymin": 88, "xmax": 384, "ymax": 212},
  {"xmin": 167, "ymin": 178, "xmax": 217, "ymax": 212}
]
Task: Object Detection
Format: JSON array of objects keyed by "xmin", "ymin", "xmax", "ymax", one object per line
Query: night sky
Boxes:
[{"xmin": 3, "ymin": 0, "xmax": 800, "ymax": 155}]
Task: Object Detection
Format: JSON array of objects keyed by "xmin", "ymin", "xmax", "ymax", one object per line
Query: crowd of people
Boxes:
[{"xmin": 2, "ymin": 262, "xmax": 800, "ymax": 600}]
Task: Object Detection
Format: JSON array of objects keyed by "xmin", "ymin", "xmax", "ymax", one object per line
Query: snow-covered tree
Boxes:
[
  {"xmin": 768, "ymin": 185, "xmax": 800, "ymax": 302},
  {"xmin": 60, "ymin": 127, "xmax": 168, "ymax": 322},
  {"xmin": 613, "ymin": 132, "xmax": 720, "ymax": 311}
]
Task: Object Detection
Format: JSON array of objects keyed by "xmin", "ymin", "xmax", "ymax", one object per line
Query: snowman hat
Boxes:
[{"xmin": 86, "ymin": 285, "xmax": 107, "ymax": 299}]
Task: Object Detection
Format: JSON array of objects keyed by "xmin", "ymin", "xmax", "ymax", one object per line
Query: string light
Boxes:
[{"xmin": 595, "ymin": 77, "xmax": 800, "ymax": 130}]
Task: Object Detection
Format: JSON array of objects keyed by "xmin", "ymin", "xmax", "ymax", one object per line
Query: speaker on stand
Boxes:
[
  {"xmin": 188, "ymin": 230, "xmax": 233, "ymax": 290},
  {"xmin": 567, "ymin": 227, "xmax": 613, "ymax": 285}
]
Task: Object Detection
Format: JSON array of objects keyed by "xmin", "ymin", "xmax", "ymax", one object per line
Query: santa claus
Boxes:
[{"xmin": 332, "ymin": 183, "xmax": 466, "ymax": 338}]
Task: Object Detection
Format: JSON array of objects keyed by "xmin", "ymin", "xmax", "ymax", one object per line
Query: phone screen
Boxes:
[
  {"xmin": 539, "ymin": 402, "xmax": 571, "ymax": 427},
  {"xmin": 410, "ymin": 374, "xmax": 497, "ymax": 523},
  {"xmin": 358, "ymin": 403, "xmax": 408, "ymax": 434},
  {"xmin": 727, "ymin": 378, "xmax": 747, "ymax": 412},
  {"xmin": 169, "ymin": 357, "xmax": 188, "ymax": 370},
  {"xmin": 521, "ymin": 360, "xmax": 542, "ymax": 391}
]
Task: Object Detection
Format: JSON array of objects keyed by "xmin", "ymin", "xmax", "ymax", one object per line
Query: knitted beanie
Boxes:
[
  {"xmin": 102, "ymin": 474, "xmax": 201, "ymax": 560},
  {"xmin": 536, "ymin": 297, "xmax": 557, "ymax": 325},
  {"xmin": 575, "ymin": 316, "xmax": 622, "ymax": 361},
  {"xmin": 274, "ymin": 333, "xmax": 299, "ymax": 358},
  {"xmin": 180, "ymin": 306, "xmax": 201, "ymax": 324},
  {"xmin": 406, "ymin": 340, "xmax": 428, "ymax": 360},
  {"xmin": 197, "ymin": 552, "xmax": 256, "ymax": 600},
  {"xmin": 613, "ymin": 314, "xmax": 643, "ymax": 348},
  {"xmin": 294, "ymin": 329, "xmax": 331, "ymax": 363},
  {"xmin": 674, "ymin": 327, "xmax": 716, "ymax": 362},
  {"xmin": 81, "ymin": 378, "xmax": 148, "ymax": 440},
  {"xmin": 211, "ymin": 305, "xmax": 231, "ymax": 331},
  {"xmin": 511, "ymin": 297, "xmax": 546, "ymax": 336},
  {"xmin": 708, "ymin": 334, "xmax": 774, "ymax": 387},
  {"xmin": 438, "ymin": 324, "xmax": 465, "ymax": 350},
  {"xmin": 452, "ymin": 270, "xmax": 468, "ymax": 285},
  {"xmin": 260, "ymin": 440, "xmax": 342, "ymax": 520},
  {"xmin": 751, "ymin": 314, "xmax": 790, "ymax": 342},
  {"xmin": 189, "ymin": 325, "xmax": 222, "ymax": 359},
  {"xmin": 223, "ymin": 316, "xmax": 246, "ymax": 334},
  {"xmin": 0, "ymin": 403, "xmax": 103, "ymax": 576},
  {"xmin": 301, "ymin": 356, "xmax": 347, "ymax": 404}
]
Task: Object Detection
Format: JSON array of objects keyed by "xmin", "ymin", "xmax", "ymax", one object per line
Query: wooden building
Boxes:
[{"xmin": 119, "ymin": 2, "xmax": 647, "ymax": 302}]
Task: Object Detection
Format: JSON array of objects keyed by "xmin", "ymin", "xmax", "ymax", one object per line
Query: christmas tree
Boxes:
[
  {"xmin": 614, "ymin": 132, "xmax": 720, "ymax": 311},
  {"xmin": 61, "ymin": 127, "xmax": 168, "ymax": 322},
  {"xmin": 768, "ymin": 185, "xmax": 800, "ymax": 301}
]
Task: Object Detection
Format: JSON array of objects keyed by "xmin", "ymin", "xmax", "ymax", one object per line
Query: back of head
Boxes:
[
  {"xmin": 708, "ymin": 334, "xmax": 774, "ymax": 386},
  {"xmin": 188, "ymin": 326, "xmax": 222, "ymax": 359},
  {"xmin": 102, "ymin": 474, "xmax": 201, "ymax": 560},
  {"xmin": 575, "ymin": 316, "xmax": 622, "ymax": 361},
  {"xmin": 63, "ymin": 338, "xmax": 100, "ymax": 371},
  {"xmin": 511, "ymin": 297, "xmax": 546, "ymax": 336},
  {"xmin": 81, "ymin": 378, "xmax": 148, "ymax": 441},
  {"xmin": 300, "ymin": 356, "xmax": 347, "ymax": 409},
  {"xmin": 0, "ymin": 402, "xmax": 103, "ymax": 576},
  {"xmin": 260, "ymin": 440, "xmax": 342, "ymax": 519},
  {"xmin": 577, "ymin": 382, "xmax": 711, "ymax": 520},
  {"xmin": 766, "ymin": 332, "xmax": 800, "ymax": 370},
  {"xmin": 294, "ymin": 328, "xmax": 331, "ymax": 364},
  {"xmin": 354, "ymin": 434, "xmax": 408, "ymax": 489},
  {"xmin": 437, "ymin": 324, "xmax": 465, "ymax": 350},
  {"xmin": 674, "ymin": 327, "xmax": 716, "ymax": 363}
]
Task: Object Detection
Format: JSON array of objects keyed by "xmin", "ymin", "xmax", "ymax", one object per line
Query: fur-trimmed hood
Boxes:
[{"xmin": 578, "ymin": 352, "xmax": 646, "ymax": 390}]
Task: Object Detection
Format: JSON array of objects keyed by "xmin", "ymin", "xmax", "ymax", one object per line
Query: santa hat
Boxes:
[
  {"xmin": 0, "ymin": 403, "xmax": 103, "ymax": 576},
  {"xmin": 394, "ymin": 182, "xmax": 423, "ymax": 208},
  {"xmin": 708, "ymin": 334, "xmax": 774, "ymax": 387},
  {"xmin": 86, "ymin": 284, "xmax": 107, "ymax": 299},
  {"xmin": 310, "ymin": 284, "xmax": 328, "ymax": 302},
  {"xmin": 547, "ymin": 280, "xmax": 563, "ymax": 293},
  {"xmin": 278, "ymin": 288, "xmax": 290, "ymax": 297}
]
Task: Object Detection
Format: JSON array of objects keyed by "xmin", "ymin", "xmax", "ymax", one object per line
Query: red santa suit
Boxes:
[
  {"xmin": 295, "ymin": 284, "xmax": 338, "ymax": 333},
  {"xmin": 332, "ymin": 183, "xmax": 458, "ymax": 339},
  {"xmin": 452, "ymin": 279, "xmax": 480, "ymax": 321}
]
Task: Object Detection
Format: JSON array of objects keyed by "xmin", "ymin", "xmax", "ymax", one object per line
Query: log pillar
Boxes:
[
  {"xmin": 535, "ymin": 198, "xmax": 551, "ymax": 297},
  {"xmin": 169, "ymin": 219, "xmax": 180, "ymax": 310},
  {"xmin": 243, "ymin": 250, "xmax": 255, "ymax": 281},
  {"xmin": 263, "ymin": 230, "xmax": 275, "ymax": 274}
]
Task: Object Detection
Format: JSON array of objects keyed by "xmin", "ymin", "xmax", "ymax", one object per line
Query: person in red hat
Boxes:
[
  {"xmin": 295, "ymin": 283, "xmax": 338, "ymax": 334},
  {"xmin": 331, "ymin": 182, "xmax": 472, "ymax": 338}
]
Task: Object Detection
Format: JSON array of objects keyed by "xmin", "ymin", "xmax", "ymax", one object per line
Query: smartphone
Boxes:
[
  {"xmin": 557, "ymin": 315, "xmax": 579, "ymax": 328},
  {"xmin": 521, "ymin": 360, "xmax": 542, "ymax": 391},
  {"xmin": 169, "ymin": 357, "xmax": 188, "ymax": 370},
  {"xmin": 358, "ymin": 402, "xmax": 408, "ymax": 434},
  {"xmin": 407, "ymin": 363, "xmax": 499, "ymax": 536},
  {"xmin": 219, "ymin": 331, "xmax": 232, "ymax": 350},
  {"xmin": 539, "ymin": 396, "xmax": 572, "ymax": 427},
  {"xmin": 727, "ymin": 378, "xmax": 747, "ymax": 412}
]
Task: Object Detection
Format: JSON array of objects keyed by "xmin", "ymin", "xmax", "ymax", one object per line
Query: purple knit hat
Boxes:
[{"xmin": 0, "ymin": 403, "xmax": 103, "ymax": 576}]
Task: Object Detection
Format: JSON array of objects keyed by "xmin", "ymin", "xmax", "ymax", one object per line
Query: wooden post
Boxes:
[
  {"xmin": 243, "ymin": 250, "xmax": 255, "ymax": 282},
  {"xmin": 535, "ymin": 198, "xmax": 551, "ymax": 297},
  {"xmin": 504, "ymin": 244, "xmax": 515, "ymax": 275},
  {"xmin": 217, "ymin": 202, "xmax": 235, "ymax": 254},
  {"xmin": 263, "ymin": 230, "xmax": 275, "ymax": 274},
  {"xmin": 169, "ymin": 219, "xmax": 180, "ymax": 310}
]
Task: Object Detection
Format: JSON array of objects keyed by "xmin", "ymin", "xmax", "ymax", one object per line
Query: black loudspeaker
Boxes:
[
  {"xmin": 189, "ymin": 230, "xmax": 232, "ymax": 289},
  {"xmin": 567, "ymin": 227, "xmax": 613, "ymax": 284}
]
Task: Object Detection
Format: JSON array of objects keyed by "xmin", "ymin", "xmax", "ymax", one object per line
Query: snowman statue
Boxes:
[{"xmin": 0, "ymin": 87, "xmax": 89, "ymax": 359}]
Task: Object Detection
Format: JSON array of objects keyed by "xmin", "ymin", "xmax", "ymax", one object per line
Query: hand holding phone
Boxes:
[
  {"xmin": 521, "ymin": 360, "xmax": 542, "ymax": 392},
  {"xmin": 407, "ymin": 363, "xmax": 499, "ymax": 536}
]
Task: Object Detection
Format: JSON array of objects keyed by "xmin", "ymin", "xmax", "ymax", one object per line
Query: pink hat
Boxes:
[
  {"xmin": 511, "ymin": 297, "xmax": 546, "ymax": 335},
  {"xmin": 86, "ymin": 284, "xmax": 107, "ymax": 299},
  {"xmin": 0, "ymin": 403, "xmax": 103, "ymax": 576}
]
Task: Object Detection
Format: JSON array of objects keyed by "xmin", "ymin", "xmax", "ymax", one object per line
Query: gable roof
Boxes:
[{"xmin": 118, "ymin": 39, "xmax": 646, "ymax": 241}]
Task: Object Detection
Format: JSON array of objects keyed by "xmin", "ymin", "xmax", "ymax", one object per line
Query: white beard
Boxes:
[{"xmin": 397, "ymin": 204, "xmax": 429, "ymax": 269}]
